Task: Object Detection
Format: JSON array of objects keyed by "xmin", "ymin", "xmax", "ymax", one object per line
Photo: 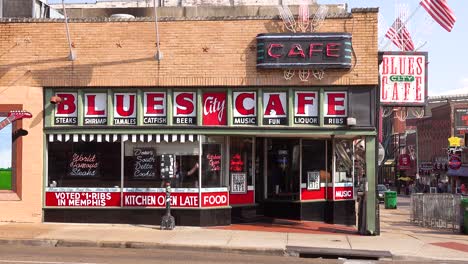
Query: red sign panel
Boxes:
[
  {"xmin": 201, "ymin": 192, "xmax": 229, "ymax": 207},
  {"xmin": 203, "ymin": 93, "xmax": 227, "ymax": 126},
  {"xmin": 334, "ymin": 186, "xmax": 354, "ymax": 200},
  {"xmin": 449, "ymin": 155, "xmax": 462, "ymax": 170},
  {"xmin": 143, "ymin": 92, "xmax": 167, "ymax": 125},
  {"xmin": 398, "ymin": 154, "xmax": 411, "ymax": 170},
  {"xmin": 229, "ymin": 190, "xmax": 254, "ymax": 205},
  {"xmin": 233, "ymin": 92, "xmax": 256, "ymax": 125},
  {"xmin": 301, "ymin": 187, "xmax": 326, "ymax": 200},
  {"xmin": 45, "ymin": 192, "xmax": 121, "ymax": 207},
  {"xmin": 54, "ymin": 92, "xmax": 78, "ymax": 125},
  {"xmin": 173, "ymin": 92, "xmax": 197, "ymax": 125},
  {"xmin": 113, "ymin": 93, "xmax": 137, "ymax": 125},
  {"xmin": 84, "ymin": 93, "xmax": 107, "ymax": 125},
  {"xmin": 124, "ymin": 192, "xmax": 199, "ymax": 207},
  {"xmin": 324, "ymin": 91, "xmax": 347, "ymax": 125}
]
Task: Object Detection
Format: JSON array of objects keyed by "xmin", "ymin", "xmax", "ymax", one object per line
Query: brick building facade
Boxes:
[{"xmin": 0, "ymin": 6, "xmax": 379, "ymax": 233}]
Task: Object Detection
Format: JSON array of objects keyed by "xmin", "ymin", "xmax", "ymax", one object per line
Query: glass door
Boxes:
[{"xmin": 266, "ymin": 138, "xmax": 300, "ymax": 200}]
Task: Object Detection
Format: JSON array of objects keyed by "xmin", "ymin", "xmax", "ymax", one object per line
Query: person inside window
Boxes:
[{"xmin": 186, "ymin": 162, "xmax": 199, "ymax": 187}]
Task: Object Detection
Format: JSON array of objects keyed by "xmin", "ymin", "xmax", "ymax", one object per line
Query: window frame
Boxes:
[{"xmin": 0, "ymin": 104, "xmax": 23, "ymax": 200}]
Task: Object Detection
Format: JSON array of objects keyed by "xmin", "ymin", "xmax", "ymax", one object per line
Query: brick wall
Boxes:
[{"xmin": 0, "ymin": 11, "xmax": 378, "ymax": 88}]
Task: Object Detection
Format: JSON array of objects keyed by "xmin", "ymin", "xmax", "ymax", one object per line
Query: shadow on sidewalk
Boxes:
[{"xmin": 208, "ymin": 218, "xmax": 358, "ymax": 235}]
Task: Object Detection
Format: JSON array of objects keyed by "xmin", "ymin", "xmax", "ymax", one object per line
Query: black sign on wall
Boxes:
[
  {"xmin": 455, "ymin": 108, "xmax": 468, "ymax": 138},
  {"xmin": 160, "ymin": 154, "xmax": 175, "ymax": 179},
  {"xmin": 133, "ymin": 148, "xmax": 156, "ymax": 178},
  {"xmin": 256, "ymin": 33, "xmax": 352, "ymax": 69}
]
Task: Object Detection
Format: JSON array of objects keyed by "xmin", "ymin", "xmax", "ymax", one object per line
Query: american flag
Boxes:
[
  {"xmin": 420, "ymin": 0, "xmax": 456, "ymax": 32},
  {"xmin": 385, "ymin": 17, "xmax": 415, "ymax": 51}
]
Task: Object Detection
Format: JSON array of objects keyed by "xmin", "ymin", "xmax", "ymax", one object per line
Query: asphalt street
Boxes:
[{"xmin": 0, "ymin": 244, "xmax": 467, "ymax": 264}]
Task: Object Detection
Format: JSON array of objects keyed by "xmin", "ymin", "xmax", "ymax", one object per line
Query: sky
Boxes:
[
  {"xmin": 0, "ymin": 125, "xmax": 12, "ymax": 168},
  {"xmin": 320, "ymin": 0, "xmax": 465, "ymax": 96}
]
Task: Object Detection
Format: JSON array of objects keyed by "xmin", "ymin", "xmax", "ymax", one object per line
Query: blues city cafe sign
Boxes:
[
  {"xmin": 379, "ymin": 52, "xmax": 428, "ymax": 106},
  {"xmin": 256, "ymin": 33, "xmax": 352, "ymax": 69},
  {"xmin": 53, "ymin": 91, "xmax": 348, "ymax": 126}
]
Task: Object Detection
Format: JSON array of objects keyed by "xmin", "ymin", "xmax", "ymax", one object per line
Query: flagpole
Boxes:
[
  {"xmin": 415, "ymin": 41, "xmax": 428, "ymax": 51},
  {"xmin": 381, "ymin": 4, "xmax": 422, "ymax": 51}
]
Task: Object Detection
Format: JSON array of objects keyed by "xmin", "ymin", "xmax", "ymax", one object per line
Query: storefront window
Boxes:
[
  {"xmin": 266, "ymin": 138, "xmax": 300, "ymax": 200},
  {"xmin": 334, "ymin": 139, "xmax": 354, "ymax": 183},
  {"xmin": 302, "ymin": 140, "xmax": 328, "ymax": 189},
  {"xmin": 0, "ymin": 117, "xmax": 12, "ymax": 190},
  {"xmin": 229, "ymin": 137, "xmax": 253, "ymax": 193},
  {"xmin": 124, "ymin": 141, "xmax": 199, "ymax": 188},
  {"xmin": 48, "ymin": 142, "xmax": 121, "ymax": 187},
  {"xmin": 202, "ymin": 136, "xmax": 225, "ymax": 188}
]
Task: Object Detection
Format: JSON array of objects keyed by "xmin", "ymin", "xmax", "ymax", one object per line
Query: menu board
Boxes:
[
  {"xmin": 231, "ymin": 172, "xmax": 247, "ymax": 194},
  {"xmin": 160, "ymin": 154, "xmax": 175, "ymax": 179},
  {"xmin": 68, "ymin": 153, "xmax": 100, "ymax": 177},
  {"xmin": 307, "ymin": 171, "xmax": 320, "ymax": 190},
  {"xmin": 133, "ymin": 148, "xmax": 156, "ymax": 178}
]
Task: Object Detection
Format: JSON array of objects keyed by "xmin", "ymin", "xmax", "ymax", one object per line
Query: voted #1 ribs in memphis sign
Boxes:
[{"xmin": 379, "ymin": 52, "xmax": 428, "ymax": 106}]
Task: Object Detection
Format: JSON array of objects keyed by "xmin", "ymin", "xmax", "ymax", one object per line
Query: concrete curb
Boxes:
[{"xmin": 0, "ymin": 238, "xmax": 285, "ymax": 257}]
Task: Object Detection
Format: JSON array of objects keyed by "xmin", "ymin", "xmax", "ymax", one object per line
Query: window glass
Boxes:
[
  {"xmin": 123, "ymin": 141, "xmax": 199, "ymax": 188},
  {"xmin": 48, "ymin": 142, "xmax": 121, "ymax": 187},
  {"xmin": 266, "ymin": 138, "xmax": 300, "ymax": 200},
  {"xmin": 302, "ymin": 140, "xmax": 327, "ymax": 189},
  {"xmin": 0, "ymin": 119, "xmax": 12, "ymax": 190},
  {"xmin": 202, "ymin": 136, "xmax": 225, "ymax": 188},
  {"xmin": 335, "ymin": 139, "xmax": 354, "ymax": 183},
  {"xmin": 229, "ymin": 137, "xmax": 253, "ymax": 193}
]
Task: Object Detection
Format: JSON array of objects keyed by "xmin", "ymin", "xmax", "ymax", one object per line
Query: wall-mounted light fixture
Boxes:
[{"xmin": 50, "ymin": 96, "xmax": 62, "ymax": 105}]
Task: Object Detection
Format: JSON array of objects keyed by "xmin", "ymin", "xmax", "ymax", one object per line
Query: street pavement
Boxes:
[{"xmin": 0, "ymin": 196, "xmax": 467, "ymax": 262}]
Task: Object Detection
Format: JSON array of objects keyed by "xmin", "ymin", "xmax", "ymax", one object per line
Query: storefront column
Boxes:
[{"xmin": 365, "ymin": 135, "xmax": 377, "ymax": 235}]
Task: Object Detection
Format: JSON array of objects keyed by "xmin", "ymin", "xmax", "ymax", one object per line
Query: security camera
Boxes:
[{"xmin": 50, "ymin": 96, "xmax": 62, "ymax": 105}]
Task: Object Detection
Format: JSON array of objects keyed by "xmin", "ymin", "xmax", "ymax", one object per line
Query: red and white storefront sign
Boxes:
[
  {"xmin": 263, "ymin": 92, "xmax": 287, "ymax": 125},
  {"xmin": 379, "ymin": 53, "xmax": 426, "ymax": 106},
  {"xmin": 84, "ymin": 93, "xmax": 107, "ymax": 125},
  {"xmin": 55, "ymin": 92, "xmax": 78, "ymax": 125},
  {"xmin": 203, "ymin": 92, "xmax": 227, "ymax": 126},
  {"xmin": 334, "ymin": 184, "xmax": 354, "ymax": 200},
  {"xmin": 173, "ymin": 92, "xmax": 197, "ymax": 125},
  {"xmin": 45, "ymin": 189, "xmax": 121, "ymax": 207},
  {"xmin": 301, "ymin": 183, "xmax": 326, "ymax": 200},
  {"xmin": 124, "ymin": 191, "xmax": 199, "ymax": 208},
  {"xmin": 229, "ymin": 185, "xmax": 254, "ymax": 205},
  {"xmin": 324, "ymin": 92, "xmax": 348, "ymax": 125},
  {"xmin": 202, "ymin": 191, "xmax": 229, "ymax": 207},
  {"xmin": 233, "ymin": 92, "xmax": 257, "ymax": 125},
  {"xmin": 143, "ymin": 92, "xmax": 167, "ymax": 125},
  {"xmin": 113, "ymin": 93, "xmax": 137, "ymax": 125},
  {"xmin": 294, "ymin": 91, "xmax": 318, "ymax": 125}
]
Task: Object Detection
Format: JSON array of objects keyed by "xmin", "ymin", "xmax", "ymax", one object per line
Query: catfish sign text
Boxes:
[{"xmin": 379, "ymin": 53, "xmax": 427, "ymax": 106}]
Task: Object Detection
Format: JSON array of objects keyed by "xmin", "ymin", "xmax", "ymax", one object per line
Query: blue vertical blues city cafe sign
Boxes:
[{"xmin": 256, "ymin": 33, "xmax": 352, "ymax": 69}]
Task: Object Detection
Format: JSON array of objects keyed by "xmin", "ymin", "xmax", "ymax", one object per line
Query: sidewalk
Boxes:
[{"xmin": 0, "ymin": 200, "xmax": 467, "ymax": 261}]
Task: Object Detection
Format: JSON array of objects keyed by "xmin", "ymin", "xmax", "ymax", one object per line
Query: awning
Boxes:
[{"xmin": 47, "ymin": 134, "xmax": 199, "ymax": 143}]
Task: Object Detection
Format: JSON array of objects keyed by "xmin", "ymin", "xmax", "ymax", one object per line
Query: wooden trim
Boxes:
[{"xmin": 0, "ymin": 104, "xmax": 23, "ymax": 200}]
